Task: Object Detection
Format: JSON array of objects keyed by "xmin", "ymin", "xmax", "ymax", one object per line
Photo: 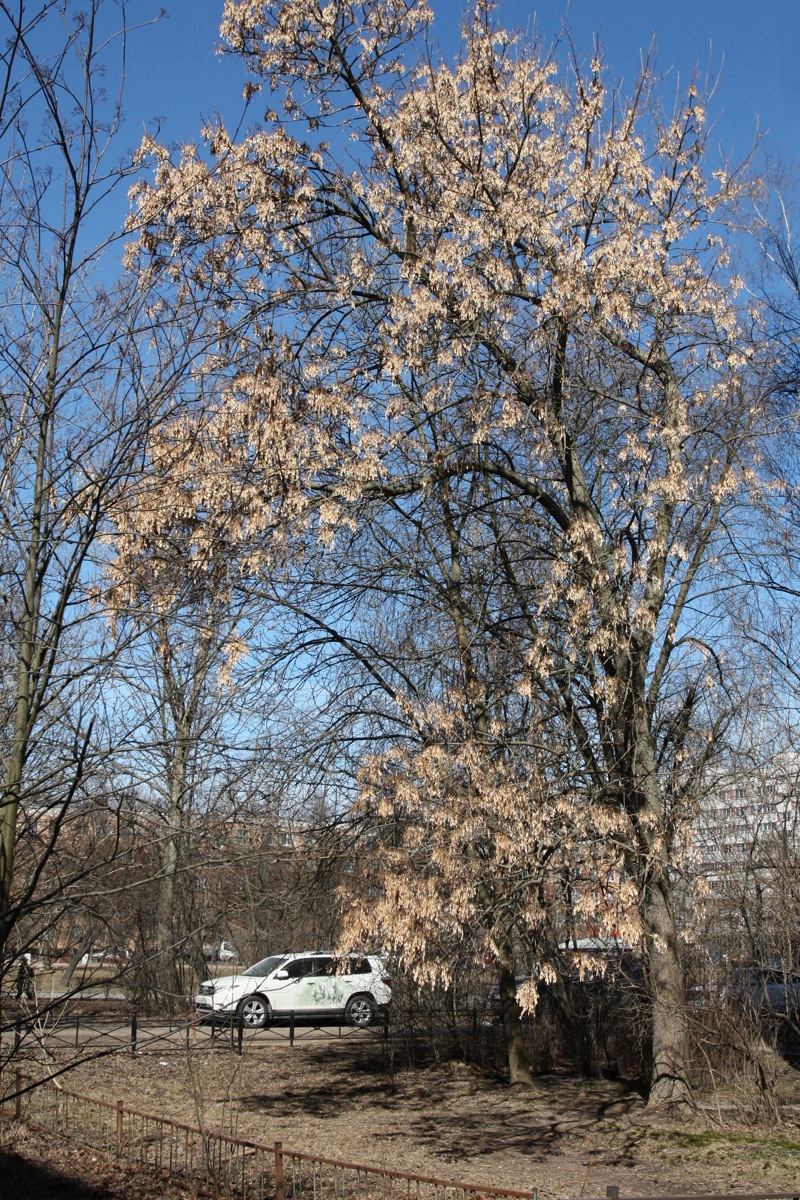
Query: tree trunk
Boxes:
[
  {"xmin": 641, "ymin": 870, "xmax": 692, "ymax": 1109},
  {"xmin": 0, "ymin": 392, "xmax": 49, "ymax": 961},
  {"xmin": 624, "ymin": 670, "xmax": 693, "ymax": 1109},
  {"xmin": 496, "ymin": 955, "xmax": 533, "ymax": 1084},
  {"xmin": 152, "ymin": 737, "xmax": 189, "ymax": 1015}
]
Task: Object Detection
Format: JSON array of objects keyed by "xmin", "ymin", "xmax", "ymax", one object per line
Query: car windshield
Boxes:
[{"xmin": 243, "ymin": 955, "xmax": 287, "ymax": 978}]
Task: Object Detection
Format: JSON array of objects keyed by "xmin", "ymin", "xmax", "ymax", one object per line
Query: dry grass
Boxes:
[{"xmin": 5, "ymin": 1030, "xmax": 799, "ymax": 1200}]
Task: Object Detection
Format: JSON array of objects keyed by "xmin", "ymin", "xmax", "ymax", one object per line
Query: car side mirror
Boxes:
[{"xmin": 274, "ymin": 969, "xmax": 289, "ymax": 980}]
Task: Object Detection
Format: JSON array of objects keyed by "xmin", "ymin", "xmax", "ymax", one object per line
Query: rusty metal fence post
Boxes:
[
  {"xmin": 275, "ymin": 1140, "xmax": 285, "ymax": 1200},
  {"xmin": 15, "ymin": 1069, "xmax": 22, "ymax": 1120},
  {"xmin": 116, "ymin": 1100, "xmax": 124, "ymax": 1156}
]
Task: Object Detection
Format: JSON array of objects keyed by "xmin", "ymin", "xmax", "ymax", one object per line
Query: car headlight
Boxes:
[{"xmin": 199, "ymin": 983, "xmax": 216, "ymax": 995}]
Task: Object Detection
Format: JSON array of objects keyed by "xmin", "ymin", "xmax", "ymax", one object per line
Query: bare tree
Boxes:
[
  {"xmin": 106, "ymin": 540, "xmax": 274, "ymax": 1010},
  {"xmin": 0, "ymin": 0, "xmax": 201, "ymax": 995}
]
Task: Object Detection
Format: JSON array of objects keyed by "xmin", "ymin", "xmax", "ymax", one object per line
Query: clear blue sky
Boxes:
[{"xmin": 125, "ymin": 0, "xmax": 800, "ymax": 166}]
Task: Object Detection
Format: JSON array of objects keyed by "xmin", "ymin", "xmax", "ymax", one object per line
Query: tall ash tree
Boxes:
[
  {"xmin": 0, "ymin": 0, "xmax": 201, "ymax": 982},
  {"xmin": 127, "ymin": 0, "xmax": 769, "ymax": 1105},
  {"xmin": 252, "ymin": 449, "xmax": 634, "ymax": 1084}
]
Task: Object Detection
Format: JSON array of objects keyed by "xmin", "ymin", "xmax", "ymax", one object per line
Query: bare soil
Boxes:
[{"xmin": 3, "ymin": 1032, "xmax": 800, "ymax": 1199}]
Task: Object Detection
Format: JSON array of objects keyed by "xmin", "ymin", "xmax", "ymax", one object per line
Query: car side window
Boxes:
[
  {"xmin": 315, "ymin": 956, "xmax": 372, "ymax": 976},
  {"xmin": 309, "ymin": 956, "xmax": 336, "ymax": 976},
  {"xmin": 283, "ymin": 957, "xmax": 317, "ymax": 979},
  {"xmin": 348, "ymin": 957, "xmax": 372, "ymax": 974}
]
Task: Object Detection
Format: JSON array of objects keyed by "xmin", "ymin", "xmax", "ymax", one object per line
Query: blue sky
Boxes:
[{"xmin": 125, "ymin": 0, "xmax": 800, "ymax": 166}]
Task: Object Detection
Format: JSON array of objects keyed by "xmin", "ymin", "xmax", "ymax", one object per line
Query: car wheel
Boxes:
[
  {"xmin": 345, "ymin": 993, "xmax": 376, "ymax": 1027},
  {"xmin": 237, "ymin": 995, "xmax": 270, "ymax": 1029}
]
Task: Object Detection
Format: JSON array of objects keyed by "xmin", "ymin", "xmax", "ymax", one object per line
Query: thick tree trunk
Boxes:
[
  {"xmin": 496, "ymin": 954, "xmax": 533, "ymax": 1084},
  {"xmin": 154, "ymin": 837, "xmax": 182, "ymax": 1011},
  {"xmin": 641, "ymin": 870, "xmax": 692, "ymax": 1109},
  {"xmin": 0, "ymin": 403, "xmax": 48, "ymax": 963},
  {"xmin": 632, "ymin": 719, "xmax": 693, "ymax": 1110}
]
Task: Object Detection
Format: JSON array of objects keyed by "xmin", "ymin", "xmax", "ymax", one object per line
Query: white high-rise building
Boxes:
[{"xmin": 694, "ymin": 754, "xmax": 800, "ymax": 881}]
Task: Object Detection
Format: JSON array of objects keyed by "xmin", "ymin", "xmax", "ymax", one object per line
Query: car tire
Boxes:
[
  {"xmin": 345, "ymin": 993, "xmax": 376, "ymax": 1027},
  {"xmin": 237, "ymin": 995, "xmax": 270, "ymax": 1029}
]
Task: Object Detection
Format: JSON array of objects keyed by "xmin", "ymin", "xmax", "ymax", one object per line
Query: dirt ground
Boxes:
[
  {"xmin": 0, "ymin": 1126, "xmax": 198, "ymax": 1200},
  {"xmin": 3, "ymin": 1033, "xmax": 800, "ymax": 1199}
]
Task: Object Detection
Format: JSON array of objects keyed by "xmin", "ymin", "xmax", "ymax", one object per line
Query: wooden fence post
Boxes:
[
  {"xmin": 116, "ymin": 1100, "xmax": 124, "ymax": 1155},
  {"xmin": 275, "ymin": 1141, "xmax": 285, "ymax": 1200},
  {"xmin": 15, "ymin": 1069, "xmax": 22, "ymax": 1120}
]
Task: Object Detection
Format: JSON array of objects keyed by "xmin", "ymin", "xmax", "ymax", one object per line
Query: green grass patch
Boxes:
[{"xmin": 652, "ymin": 1128, "xmax": 800, "ymax": 1166}]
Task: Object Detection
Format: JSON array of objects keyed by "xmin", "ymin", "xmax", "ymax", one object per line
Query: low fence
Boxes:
[
  {"xmin": 1, "ymin": 1008, "xmax": 387, "ymax": 1061},
  {"xmin": 4, "ymin": 1071, "xmax": 275, "ymax": 1197},
  {"xmin": 1, "ymin": 1071, "xmax": 537, "ymax": 1200},
  {"xmin": 3, "ymin": 1072, "xmax": 800, "ymax": 1200}
]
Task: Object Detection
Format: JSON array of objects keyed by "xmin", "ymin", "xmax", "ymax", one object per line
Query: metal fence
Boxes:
[
  {"xmin": 1, "ymin": 1071, "xmax": 536, "ymax": 1200},
  {"xmin": 3, "ymin": 1072, "xmax": 800, "ymax": 1200},
  {"xmin": 1, "ymin": 1009, "xmax": 387, "ymax": 1059},
  {"xmin": 276, "ymin": 1146, "xmax": 537, "ymax": 1200}
]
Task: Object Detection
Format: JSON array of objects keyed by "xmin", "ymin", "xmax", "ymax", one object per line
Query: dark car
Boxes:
[{"xmin": 727, "ymin": 965, "xmax": 800, "ymax": 1014}]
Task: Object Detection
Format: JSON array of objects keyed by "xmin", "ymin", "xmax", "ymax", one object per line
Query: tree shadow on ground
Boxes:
[
  {"xmin": 398, "ymin": 1078, "xmax": 648, "ymax": 1166},
  {"xmin": 0, "ymin": 1148, "xmax": 110, "ymax": 1200},
  {"xmin": 239, "ymin": 1040, "xmax": 649, "ymax": 1167},
  {"xmin": 240, "ymin": 1075, "xmax": 398, "ymax": 1117},
  {"xmin": 0, "ymin": 1128, "xmax": 196, "ymax": 1200}
]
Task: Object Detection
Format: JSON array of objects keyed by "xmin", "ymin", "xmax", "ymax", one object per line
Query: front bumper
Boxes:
[{"xmin": 194, "ymin": 992, "xmax": 237, "ymax": 1018}]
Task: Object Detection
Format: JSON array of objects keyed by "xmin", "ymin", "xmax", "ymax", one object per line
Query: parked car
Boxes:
[
  {"xmin": 78, "ymin": 947, "xmax": 132, "ymax": 967},
  {"xmin": 727, "ymin": 965, "xmax": 800, "ymax": 1014},
  {"xmin": 103, "ymin": 947, "xmax": 132, "ymax": 965},
  {"xmin": 194, "ymin": 951, "xmax": 391, "ymax": 1029},
  {"xmin": 202, "ymin": 940, "xmax": 237, "ymax": 963}
]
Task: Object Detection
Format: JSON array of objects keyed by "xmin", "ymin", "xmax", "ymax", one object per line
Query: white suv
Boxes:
[{"xmin": 194, "ymin": 952, "xmax": 391, "ymax": 1028}]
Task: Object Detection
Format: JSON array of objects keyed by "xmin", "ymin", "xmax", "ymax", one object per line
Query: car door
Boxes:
[
  {"xmin": 290, "ymin": 956, "xmax": 337, "ymax": 1014},
  {"xmin": 266, "ymin": 956, "xmax": 321, "ymax": 1013}
]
